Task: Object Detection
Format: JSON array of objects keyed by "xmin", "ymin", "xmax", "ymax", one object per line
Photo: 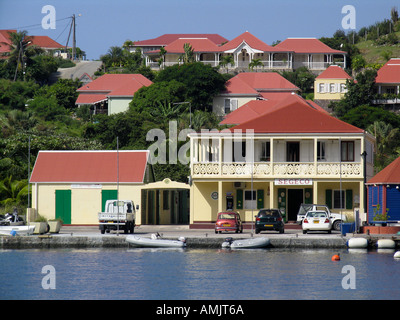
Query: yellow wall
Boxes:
[
  {"xmin": 32, "ymin": 183, "xmax": 143, "ymax": 225},
  {"xmin": 314, "ymin": 79, "xmax": 348, "ymax": 100}
]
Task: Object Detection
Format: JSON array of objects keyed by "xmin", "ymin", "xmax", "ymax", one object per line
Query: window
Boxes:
[
  {"xmin": 340, "ymin": 83, "xmax": 347, "ymax": 93},
  {"xmin": 333, "ymin": 190, "xmax": 345, "ymax": 209},
  {"xmin": 286, "ymin": 142, "xmax": 300, "ymax": 162},
  {"xmin": 330, "ymin": 83, "xmax": 336, "ymax": 93},
  {"xmin": 317, "ymin": 141, "xmax": 325, "ymax": 161},
  {"xmin": 244, "ymin": 190, "xmax": 257, "ymax": 209},
  {"xmin": 261, "ymin": 141, "xmax": 270, "ymax": 161},
  {"xmin": 318, "ymin": 83, "xmax": 325, "ymax": 93},
  {"xmin": 233, "ymin": 141, "xmax": 246, "ymax": 162},
  {"xmin": 341, "ymin": 141, "xmax": 354, "ymax": 161},
  {"xmin": 224, "ymin": 99, "xmax": 238, "ymax": 114}
]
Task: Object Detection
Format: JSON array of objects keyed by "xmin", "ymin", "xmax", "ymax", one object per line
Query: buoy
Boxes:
[
  {"xmin": 394, "ymin": 251, "xmax": 400, "ymax": 259},
  {"xmin": 347, "ymin": 238, "xmax": 368, "ymax": 249},
  {"xmin": 377, "ymin": 239, "xmax": 396, "ymax": 249},
  {"xmin": 331, "ymin": 254, "xmax": 340, "ymax": 261}
]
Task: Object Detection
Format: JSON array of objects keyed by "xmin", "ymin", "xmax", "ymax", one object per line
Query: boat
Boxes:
[
  {"xmin": 347, "ymin": 237, "xmax": 368, "ymax": 249},
  {"xmin": 222, "ymin": 237, "xmax": 270, "ymax": 249},
  {"xmin": 126, "ymin": 233, "xmax": 186, "ymax": 248},
  {"xmin": 376, "ymin": 239, "xmax": 396, "ymax": 249},
  {"xmin": 0, "ymin": 225, "xmax": 35, "ymax": 236}
]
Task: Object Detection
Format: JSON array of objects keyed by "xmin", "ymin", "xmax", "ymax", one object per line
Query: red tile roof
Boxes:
[
  {"xmin": 76, "ymin": 74, "xmax": 152, "ymax": 103},
  {"xmin": 375, "ymin": 58, "xmax": 400, "ymax": 84},
  {"xmin": 134, "ymin": 34, "xmax": 228, "ymax": 46},
  {"xmin": 229, "ymin": 94, "xmax": 363, "ymax": 133},
  {"xmin": 228, "ymin": 72, "xmax": 299, "ymax": 92},
  {"xmin": 367, "ymin": 156, "xmax": 400, "ymax": 184},
  {"xmin": 316, "ymin": 65, "xmax": 352, "ymax": 79},
  {"xmin": 0, "ymin": 30, "xmax": 63, "ymax": 53},
  {"xmin": 76, "ymin": 94, "xmax": 107, "ymax": 105},
  {"xmin": 274, "ymin": 38, "xmax": 346, "ymax": 54},
  {"xmin": 163, "ymin": 38, "xmax": 221, "ymax": 53},
  {"xmin": 220, "ymin": 31, "xmax": 278, "ymax": 52},
  {"xmin": 30, "ymin": 150, "xmax": 150, "ymax": 183}
]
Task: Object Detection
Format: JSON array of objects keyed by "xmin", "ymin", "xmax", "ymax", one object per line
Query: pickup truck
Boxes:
[
  {"xmin": 98, "ymin": 200, "xmax": 136, "ymax": 234},
  {"xmin": 296, "ymin": 203, "xmax": 347, "ymax": 231}
]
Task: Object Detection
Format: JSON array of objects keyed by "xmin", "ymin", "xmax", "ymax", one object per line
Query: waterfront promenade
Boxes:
[{"xmin": 1, "ymin": 224, "xmax": 398, "ymax": 249}]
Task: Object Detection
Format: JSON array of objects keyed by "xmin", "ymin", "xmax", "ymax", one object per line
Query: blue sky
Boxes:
[{"xmin": 0, "ymin": 0, "xmax": 397, "ymax": 60}]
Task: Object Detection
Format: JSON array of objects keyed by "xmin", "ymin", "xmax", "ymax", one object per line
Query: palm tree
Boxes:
[
  {"xmin": 0, "ymin": 176, "xmax": 29, "ymax": 206},
  {"xmin": 249, "ymin": 58, "xmax": 263, "ymax": 72},
  {"xmin": 367, "ymin": 121, "xmax": 400, "ymax": 171},
  {"xmin": 179, "ymin": 43, "xmax": 195, "ymax": 64},
  {"xmin": 219, "ymin": 55, "xmax": 234, "ymax": 73},
  {"xmin": 158, "ymin": 47, "xmax": 167, "ymax": 69}
]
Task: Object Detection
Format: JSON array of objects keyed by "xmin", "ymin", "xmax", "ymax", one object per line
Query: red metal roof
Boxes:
[
  {"xmin": 134, "ymin": 34, "xmax": 228, "ymax": 46},
  {"xmin": 76, "ymin": 94, "xmax": 107, "ymax": 105},
  {"xmin": 30, "ymin": 151, "xmax": 149, "ymax": 183},
  {"xmin": 316, "ymin": 65, "xmax": 352, "ymax": 79},
  {"xmin": 375, "ymin": 59, "xmax": 400, "ymax": 84},
  {"xmin": 274, "ymin": 38, "xmax": 346, "ymax": 54},
  {"xmin": 220, "ymin": 31, "xmax": 278, "ymax": 52},
  {"xmin": 227, "ymin": 72, "xmax": 299, "ymax": 92},
  {"xmin": 162, "ymin": 38, "xmax": 221, "ymax": 53},
  {"xmin": 367, "ymin": 156, "xmax": 400, "ymax": 184},
  {"xmin": 229, "ymin": 94, "xmax": 364, "ymax": 133},
  {"xmin": 76, "ymin": 74, "xmax": 152, "ymax": 103},
  {"xmin": 0, "ymin": 30, "xmax": 63, "ymax": 52}
]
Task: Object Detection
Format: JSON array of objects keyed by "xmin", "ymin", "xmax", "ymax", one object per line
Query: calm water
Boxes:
[{"xmin": 0, "ymin": 247, "xmax": 399, "ymax": 300}]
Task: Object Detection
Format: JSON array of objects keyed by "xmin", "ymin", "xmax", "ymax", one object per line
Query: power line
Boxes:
[{"xmin": 5, "ymin": 16, "xmax": 72, "ymax": 31}]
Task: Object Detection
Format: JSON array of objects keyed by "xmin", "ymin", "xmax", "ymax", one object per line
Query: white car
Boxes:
[{"xmin": 302, "ymin": 211, "xmax": 332, "ymax": 234}]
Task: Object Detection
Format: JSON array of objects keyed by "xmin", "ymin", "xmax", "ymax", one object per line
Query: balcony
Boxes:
[{"xmin": 192, "ymin": 161, "xmax": 363, "ymax": 178}]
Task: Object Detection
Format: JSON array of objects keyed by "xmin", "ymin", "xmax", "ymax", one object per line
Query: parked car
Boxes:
[
  {"xmin": 215, "ymin": 211, "xmax": 243, "ymax": 234},
  {"xmin": 255, "ymin": 209, "xmax": 284, "ymax": 234},
  {"xmin": 302, "ymin": 211, "xmax": 332, "ymax": 234},
  {"xmin": 296, "ymin": 203, "xmax": 346, "ymax": 231}
]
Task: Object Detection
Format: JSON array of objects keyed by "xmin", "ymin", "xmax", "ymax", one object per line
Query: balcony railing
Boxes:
[{"xmin": 192, "ymin": 162, "xmax": 362, "ymax": 178}]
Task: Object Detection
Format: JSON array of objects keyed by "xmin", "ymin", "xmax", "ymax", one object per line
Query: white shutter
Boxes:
[{"xmin": 231, "ymin": 99, "xmax": 238, "ymax": 111}]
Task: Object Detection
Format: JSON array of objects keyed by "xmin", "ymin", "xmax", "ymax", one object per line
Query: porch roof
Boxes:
[
  {"xmin": 75, "ymin": 93, "xmax": 108, "ymax": 105},
  {"xmin": 30, "ymin": 150, "xmax": 150, "ymax": 184},
  {"xmin": 375, "ymin": 59, "xmax": 400, "ymax": 84},
  {"xmin": 274, "ymin": 38, "xmax": 346, "ymax": 54}
]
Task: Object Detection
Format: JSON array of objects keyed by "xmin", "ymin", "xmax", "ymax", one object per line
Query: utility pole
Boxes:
[{"xmin": 72, "ymin": 14, "xmax": 76, "ymax": 60}]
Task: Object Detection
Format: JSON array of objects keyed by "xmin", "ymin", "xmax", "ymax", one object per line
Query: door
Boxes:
[
  {"xmin": 55, "ymin": 190, "xmax": 71, "ymax": 224},
  {"xmin": 288, "ymin": 189, "xmax": 303, "ymax": 221},
  {"xmin": 101, "ymin": 190, "xmax": 118, "ymax": 211},
  {"xmin": 287, "ymin": 142, "xmax": 300, "ymax": 162}
]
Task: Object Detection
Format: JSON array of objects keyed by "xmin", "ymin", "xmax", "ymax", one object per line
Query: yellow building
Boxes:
[
  {"xmin": 188, "ymin": 94, "xmax": 375, "ymax": 228},
  {"xmin": 29, "ymin": 150, "xmax": 155, "ymax": 225},
  {"xmin": 314, "ymin": 65, "xmax": 352, "ymax": 101}
]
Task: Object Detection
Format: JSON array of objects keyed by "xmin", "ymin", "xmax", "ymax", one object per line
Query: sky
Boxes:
[{"xmin": 0, "ymin": 0, "xmax": 397, "ymax": 60}]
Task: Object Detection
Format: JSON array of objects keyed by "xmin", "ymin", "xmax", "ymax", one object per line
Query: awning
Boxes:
[{"xmin": 76, "ymin": 94, "xmax": 108, "ymax": 105}]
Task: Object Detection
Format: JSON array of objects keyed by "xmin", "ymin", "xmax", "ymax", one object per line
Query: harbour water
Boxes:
[{"xmin": 1, "ymin": 247, "xmax": 399, "ymax": 300}]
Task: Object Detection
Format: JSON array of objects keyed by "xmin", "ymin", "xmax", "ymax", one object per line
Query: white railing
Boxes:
[
  {"xmin": 192, "ymin": 162, "xmax": 362, "ymax": 178},
  {"xmin": 293, "ymin": 61, "xmax": 345, "ymax": 70}
]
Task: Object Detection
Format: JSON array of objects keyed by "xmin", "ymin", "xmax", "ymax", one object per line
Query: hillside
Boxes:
[{"xmin": 356, "ymin": 30, "xmax": 400, "ymax": 64}]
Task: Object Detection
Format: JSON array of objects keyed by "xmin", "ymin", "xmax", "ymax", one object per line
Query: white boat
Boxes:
[
  {"xmin": 126, "ymin": 234, "xmax": 186, "ymax": 248},
  {"xmin": 347, "ymin": 237, "xmax": 368, "ymax": 249},
  {"xmin": 222, "ymin": 237, "xmax": 270, "ymax": 249},
  {"xmin": 0, "ymin": 225, "xmax": 35, "ymax": 236}
]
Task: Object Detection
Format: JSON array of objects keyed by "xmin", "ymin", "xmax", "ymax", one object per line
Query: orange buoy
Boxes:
[{"xmin": 331, "ymin": 254, "xmax": 340, "ymax": 261}]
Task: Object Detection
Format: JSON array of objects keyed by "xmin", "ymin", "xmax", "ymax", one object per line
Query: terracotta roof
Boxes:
[
  {"xmin": 229, "ymin": 94, "xmax": 363, "ymax": 133},
  {"xmin": 76, "ymin": 74, "xmax": 152, "ymax": 101},
  {"xmin": 316, "ymin": 65, "xmax": 352, "ymax": 79},
  {"xmin": 220, "ymin": 31, "xmax": 278, "ymax": 52},
  {"xmin": 367, "ymin": 156, "xmax": 400, "ymax": 184},
  {"xmin": 133, "ymin": 34, "xmax": 228, "ymax": 46},
  {"xmin": 162, "ymin": 38, "xmax": 221, "ymax": 53},
  {"xmin": 0, "ymin": 30, "xmax": 15, "ymax": 53},
  {"xmin": 375, "ymin": 58, "xmax": 400, "ymax": 84},
  {"xmin": 0, "ymin": 30, "xmax": 63, "ymax": 52},
  {"xmin": 30, "ymin": 150, "xmax": 150, "ymax": 183},
  {"xmin": 274, "ymin": 38, "xmax": 346, "ymax": 54},
  {"xmin": 228, "ymin": 72, "xmax": 299, "ymax": 92},
  {"xmin": 76, "ymin": 94, "xmax": 107, "ymax": 105},
  {"xmin": 220, "ymin": 94, "xmax": 329, "ymax": 125}
]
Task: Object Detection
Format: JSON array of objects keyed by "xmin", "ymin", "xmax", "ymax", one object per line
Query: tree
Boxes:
[
  {"xmin": 219, "ymin": 55, "xmax": 234, "ymax": 73},
  {"xmin": 249, "ymin": 58, "xmax": 263, "ymax": 72},
  {"xmin": 0, "ymin": 176, "xmax": 29, "ymax": 206},
  {"xmin": 179, "ymin": 43, "xmax": 195, "ymax": 64}
]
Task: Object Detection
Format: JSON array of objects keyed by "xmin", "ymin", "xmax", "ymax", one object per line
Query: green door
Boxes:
[
  {"xmin": 55, "ymin": 190, "xmax": 71, "ymax": 224},
  {"xmin": 102, "ymin": 190, "xmax": 118, "ymax": 211}
]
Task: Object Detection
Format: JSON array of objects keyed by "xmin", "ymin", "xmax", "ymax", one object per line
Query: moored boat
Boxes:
[
  {"xmin": 0, "ymin": 225, "xmax": 35, "ymax": 236},
  {"xmin": 222, "ymin": 237, "xmax": 270, "ymax": 249},
  {"xmin": 126, "ymin": 233, "xmax": 186, "ymax": 248}
]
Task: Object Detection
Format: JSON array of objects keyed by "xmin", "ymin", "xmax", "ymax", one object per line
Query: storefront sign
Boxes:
[{"xmin": 274, "ymin": 179, "xmax": 313, "ymax": 186}]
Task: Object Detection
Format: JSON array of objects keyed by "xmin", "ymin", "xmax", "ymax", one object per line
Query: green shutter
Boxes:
[
  {"xmin": 346, "ymin": 189, "xmax": 353, "ymax": 209},
  {"xmin": 277, "ymin": 188, "xmax": 286, "ymax": 219},
  {"xmin": 55, "ymin": 190, "xmax": 71, "ymax": 224},
  {"xmin": 102, "ymin": 190, "xmax": 118, "ymax": 211},
  {"xmin": 305, "ymin": 188, "xmax": 313, "ymax": 204},
  {"xmin": 257, "ymin": 189, "xmax": 264, "ymax": 209},
  {"xmin": 326, "ymin": 189, "xmax": 332, "ymax": 209},
  {"xmin": 236, "ymin": 189, "xmax": 243, "ymax": 209}
]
